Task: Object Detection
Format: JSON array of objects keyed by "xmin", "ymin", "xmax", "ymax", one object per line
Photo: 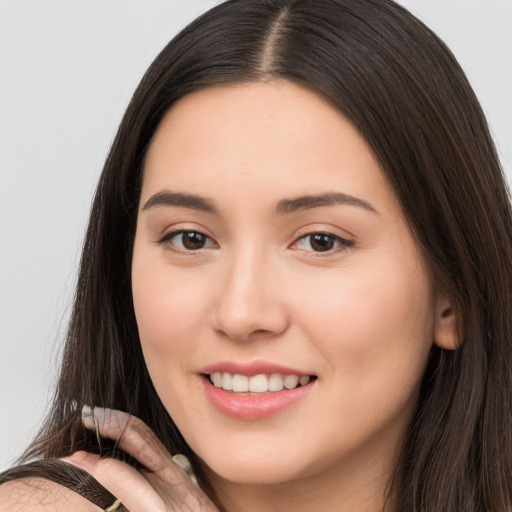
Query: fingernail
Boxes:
[
  {"xmin": 172, "ymin": 454, "xmax": 192, "ymax": 471},
  {"xmin": 92, "ymin": 406, "xmax": 108, "ymax": 425},
  {"xmin": 172, "ymin": 454, "xmax": 198, "ymax": 485},
  {"xmin": 82, "ymin": 405, "xmax": 110, "ymax": 430},
  {"xmin": 82, "ymin": 405, "xmax": 93, "ymax": 429}
]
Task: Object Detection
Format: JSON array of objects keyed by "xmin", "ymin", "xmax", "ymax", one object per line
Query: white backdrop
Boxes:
[{"xmin": 1, "ymin": 0, "xmax": 511, "ymax": 471}]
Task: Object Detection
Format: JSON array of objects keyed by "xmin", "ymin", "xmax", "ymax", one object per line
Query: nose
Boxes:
[{"xmin": 213, "ymin": 246, "xmax": 289, "ymax": 342}]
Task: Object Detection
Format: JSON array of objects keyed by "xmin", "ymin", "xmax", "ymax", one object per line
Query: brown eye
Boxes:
[
  {"xmin": 160, "ymin": 230, "xmax": 216, "ymax": 252},
  {"xmin": 309, "ymin": 234, "xmax": 335, "ymax": 252},
  {"xmin": 181, "ymin": 231, "xmax": 207, "ymax": 250},
  {"xmin": 293, "ymin": 232, "xmax": 353, "ymax": 254}
]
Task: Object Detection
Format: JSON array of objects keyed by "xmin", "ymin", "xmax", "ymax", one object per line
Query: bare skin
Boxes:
[{"xmin": 0, "ymin": 479, "xmax": 103, "ymax": 512}]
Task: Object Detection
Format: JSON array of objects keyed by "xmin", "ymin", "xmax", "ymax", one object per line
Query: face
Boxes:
[{"xmin": 131, "ymin": 81, "xmax": 446, "ymax": 488}]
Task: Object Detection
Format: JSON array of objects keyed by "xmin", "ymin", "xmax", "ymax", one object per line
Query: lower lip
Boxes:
[{"xmin": 201, "ymin": 376, "xmax": 315, "ymax": 420}]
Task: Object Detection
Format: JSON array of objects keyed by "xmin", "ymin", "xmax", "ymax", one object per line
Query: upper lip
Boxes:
[{"xmin": 201, "ymin": 361, "xmax": 315, "ymax": 377}]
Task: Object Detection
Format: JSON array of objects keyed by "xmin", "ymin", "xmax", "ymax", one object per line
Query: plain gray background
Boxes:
[{"xmin": 1, "ymin": 0, "xmax": 511, "ymax": 471}]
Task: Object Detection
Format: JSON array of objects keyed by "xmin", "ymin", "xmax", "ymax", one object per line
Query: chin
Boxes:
[
  {"xmin": 208, "ymin": 463, "xmax": 302, "ymax": 486},
  {"xmin": 198, "ymin": 447, "xmax": 317, "ymax": 486}
]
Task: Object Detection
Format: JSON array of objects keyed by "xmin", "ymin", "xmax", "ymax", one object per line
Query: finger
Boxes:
[
  {"xmin": 82, "ymin": 407, "xmax": 197, "ymax": 488},
  {"xmin": 82, "ymin": 407, "xmax": 168, "ymax": 472},
  {"xmin": 62, "ymin": 452, "xmax": 219, "ymax": 512},
  {"xmin": 62, "ymin": 451, "xmax": 167, "ymax": 512}
]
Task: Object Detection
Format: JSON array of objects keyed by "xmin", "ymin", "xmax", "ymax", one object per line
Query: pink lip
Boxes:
[
  {"xmin": 200, "ymin": 367, "xmax": 316, "ymax": 421},
  {"xmin": 201, "ymin": 361, "xmax": 312, "ymax": 377}
]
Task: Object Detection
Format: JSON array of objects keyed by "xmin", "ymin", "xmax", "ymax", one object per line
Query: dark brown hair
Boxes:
[{"xmin": 2, "ymin": 0, "xmax": 512, "ymax": 510}]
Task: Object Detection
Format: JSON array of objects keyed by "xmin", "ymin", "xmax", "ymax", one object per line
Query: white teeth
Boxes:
[
  {"xmin": 221, "ymin": 372, "xmax": 233, "ymax": 391},
  {"xmin": 212, "ymin": 372, "xmax": 223, "ymax": 387},
  {"xmin": 268, "ymin": 374, "xmax": 284, "ymax": 392},
  {"xmin": 249, "ymin": 374, "xmax": 269, "ymax": 392},
  {"xmin": 299, "ymin": 375, "xmax": 310, "ymax": 386},
  {"xmin": 209, "ymin": 372, "xmax": 313, "ymax": 393},
  {"xmin": 283, "ymin": 375, "xmax": 300, "ymax": 389},
  {"xmin": 232, "ymin": 374, "xmax": 249, "ymax": 392}
]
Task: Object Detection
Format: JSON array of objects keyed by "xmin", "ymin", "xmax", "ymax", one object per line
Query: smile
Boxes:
[
  {"xmin": 208, "ymin": 372, "xmax": 313, "ymax": 393},
  {"xmin": 200, "ymin": 367, "xmax": 317, "ymax": 420}
]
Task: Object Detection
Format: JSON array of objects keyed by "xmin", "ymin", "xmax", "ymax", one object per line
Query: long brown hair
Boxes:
[{"xmin": 2, "ymin": 1, "xmax": 512, "ymax": 510}]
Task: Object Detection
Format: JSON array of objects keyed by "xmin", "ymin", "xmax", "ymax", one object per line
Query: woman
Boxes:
[{"xmin": 1, "ymin": 0, "xmax": 511, "ymax": 510}]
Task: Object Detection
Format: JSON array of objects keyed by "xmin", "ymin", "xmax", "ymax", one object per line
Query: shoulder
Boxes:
[{"xmin": 0, "ymin": 478, "xmax": 101, "ymax": 511}]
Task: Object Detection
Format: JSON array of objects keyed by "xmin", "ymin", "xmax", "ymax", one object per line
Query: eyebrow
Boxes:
[
  {"xmin": 142, "ymin": 190, "xmax": 378, "ymax": 216},
  {"xmin": 275, "ymin": 192, "xmax": 378, "ymax": 215},
  {"xmin": 142, "ymin": 191, "xmax": 217, "ymax": 213}
]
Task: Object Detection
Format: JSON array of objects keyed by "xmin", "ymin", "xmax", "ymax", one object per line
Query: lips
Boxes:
[
  {"xmin": 200, "ymin": 362, "xmax": 317, "ymax": 420},
  {"xmin": 201, "ymin": 361, "xmax": 314, "ymax": 378}
]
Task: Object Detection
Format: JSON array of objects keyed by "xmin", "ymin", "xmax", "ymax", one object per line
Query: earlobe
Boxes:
[{"xmin": 434, "ymin": 295, "xmax": 460, "ymax": 350}]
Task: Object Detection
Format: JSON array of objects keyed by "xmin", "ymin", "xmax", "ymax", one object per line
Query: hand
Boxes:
[{"xmin": 62, "ymin": 407, "xmax": 220, "ymax": 512}]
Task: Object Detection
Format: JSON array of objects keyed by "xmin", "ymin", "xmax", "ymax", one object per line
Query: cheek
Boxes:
[
  {"xmin": 131, "ymin": 253, "xmax": 209, "ymax": 369},
  {"xmin": 293, "ymin": 252, "xmax": 435, "ymax": 390}
]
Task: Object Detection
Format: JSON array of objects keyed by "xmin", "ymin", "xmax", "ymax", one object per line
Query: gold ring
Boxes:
[{"xmin": 104, "ymin": 499, "xmax": 122, "ymax": 512}]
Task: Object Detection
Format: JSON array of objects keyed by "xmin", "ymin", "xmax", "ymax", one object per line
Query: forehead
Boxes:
[{"xmin": 141, "ymin": 80, "xmax": 392, "ymax": 214}]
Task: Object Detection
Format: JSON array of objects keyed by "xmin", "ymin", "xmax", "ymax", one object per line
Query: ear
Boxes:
[{"xmin": 433, "ymin": 294, "xmax": 460, "ymax": 350}]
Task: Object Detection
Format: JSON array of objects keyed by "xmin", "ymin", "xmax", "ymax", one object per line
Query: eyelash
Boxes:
[{"xmin": 157, "ymin": 229, "xmax": 354, "ymax": 255}]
